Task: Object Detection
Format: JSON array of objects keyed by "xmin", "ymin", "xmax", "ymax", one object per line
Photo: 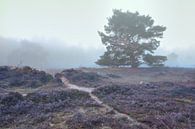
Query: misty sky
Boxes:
[{"xmin": 0, "ymin": 0, "xmax": 195, "ymax": 68}]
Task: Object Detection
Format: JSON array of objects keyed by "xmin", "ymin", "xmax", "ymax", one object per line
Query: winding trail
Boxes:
[{"xmin": 60, "ymin": 77, "xmax": 139, "ymax": 125}]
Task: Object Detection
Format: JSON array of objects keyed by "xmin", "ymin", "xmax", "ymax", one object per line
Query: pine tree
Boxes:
[{"xmin": 96, "ymin": 9, "xmax": 167, "ymax": 67}]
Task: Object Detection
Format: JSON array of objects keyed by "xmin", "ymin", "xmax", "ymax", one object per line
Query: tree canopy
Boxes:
[{"xmin": 96, "ymin": 9, "xmax": 167, "ymax": 67}]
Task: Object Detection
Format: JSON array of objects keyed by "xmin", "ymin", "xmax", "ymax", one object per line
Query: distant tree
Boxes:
[
  {"xmin": 166, "ymin": 53, "xmax": 178, "ymax": 67},
  {"xmin": 96, "ymin": 9, "xmax": 167, "ymax": 67},
  {"xmin": 167, "ymin": 53, "xmax": 178, "ymax": 62}
]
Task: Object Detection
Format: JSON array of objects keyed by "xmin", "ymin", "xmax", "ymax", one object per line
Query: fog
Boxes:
[
  {"xmin": 0, "ymin": 36, "xmax": 194, "ymax": 69},
  {"xmin": 0, "ymin": 37, "xmax": 104, "ymax": 69},
  {"xmin": 0, "ymin": 0, "xmax": 195, "ymax": 68}
]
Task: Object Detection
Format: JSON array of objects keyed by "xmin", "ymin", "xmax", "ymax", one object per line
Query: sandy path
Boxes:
[{"xmin": 60, "ymin": 77, "xmax": 139, "ymax": 125}]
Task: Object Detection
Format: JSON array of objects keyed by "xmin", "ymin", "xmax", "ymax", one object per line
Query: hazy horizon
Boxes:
[{"xmin": 0, "ymin": 0, "xmax": 195, "ymax": 68}]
